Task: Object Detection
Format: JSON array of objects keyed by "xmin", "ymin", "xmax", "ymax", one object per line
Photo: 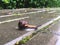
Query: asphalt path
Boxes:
[
  {"xmin": 23, "ymin": 18, "xmax": 60, "ymax": 45},
  {"xmin": 0, "ymin": 9, "xmax": 59, "ymax": 45},
  {"xmin": 0, "ymin": 8, "xmax": 43, "ymax": 15}
]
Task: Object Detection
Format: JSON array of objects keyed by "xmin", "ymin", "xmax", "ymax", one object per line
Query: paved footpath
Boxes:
[
  {"xmin": 23, "ymin": 18, "xmax": 60, "ymax": 45},
  {"xmin": 0, "ymin": 8, "xmax": 43, "ymax": 15},
  {"xmin": 0, "ymin": 9, "xmax": 60, "ymax": 45}
]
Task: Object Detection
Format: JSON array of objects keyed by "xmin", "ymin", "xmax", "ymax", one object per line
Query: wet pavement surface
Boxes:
[
  {"xmin": 23, "ymin": 19, "xmax": 60, "ymax": 45},
  {"xmin": 0, "ymin": 9, "xmax": 60, "ymax": 45},
  {"xmin": 0, "ymin": 8, "xmax": 43, "ymax": 15},
  {"xmin": 0, "ymin": 21, "xmax": 28, "ymax": 45}
]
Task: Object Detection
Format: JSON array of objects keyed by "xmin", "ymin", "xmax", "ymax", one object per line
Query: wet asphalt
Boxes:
[
  {"xmin": 0, "ymin": 9, "xmax": 60, "ymax": 45},
  {"xmin": 23, "ymin": 17, "xmax": 60, "ymax": 45},
  {"xmin": 0, "ymin": 8, "xmax": 42, "ymax": 15}
]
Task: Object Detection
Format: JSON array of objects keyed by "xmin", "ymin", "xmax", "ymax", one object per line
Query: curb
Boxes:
[
  {"xmin": 0, "ymin": 16, "xmax": 29, "ymax": 24},
  {"xmin": 0, "ymin": 9, "xmax": 46, "ymax": 18}
]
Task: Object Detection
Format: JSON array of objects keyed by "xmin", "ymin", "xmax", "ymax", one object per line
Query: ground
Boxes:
[{"xmin": 0, "ymin": 8, "xmax": 60, "ymax": 45}]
